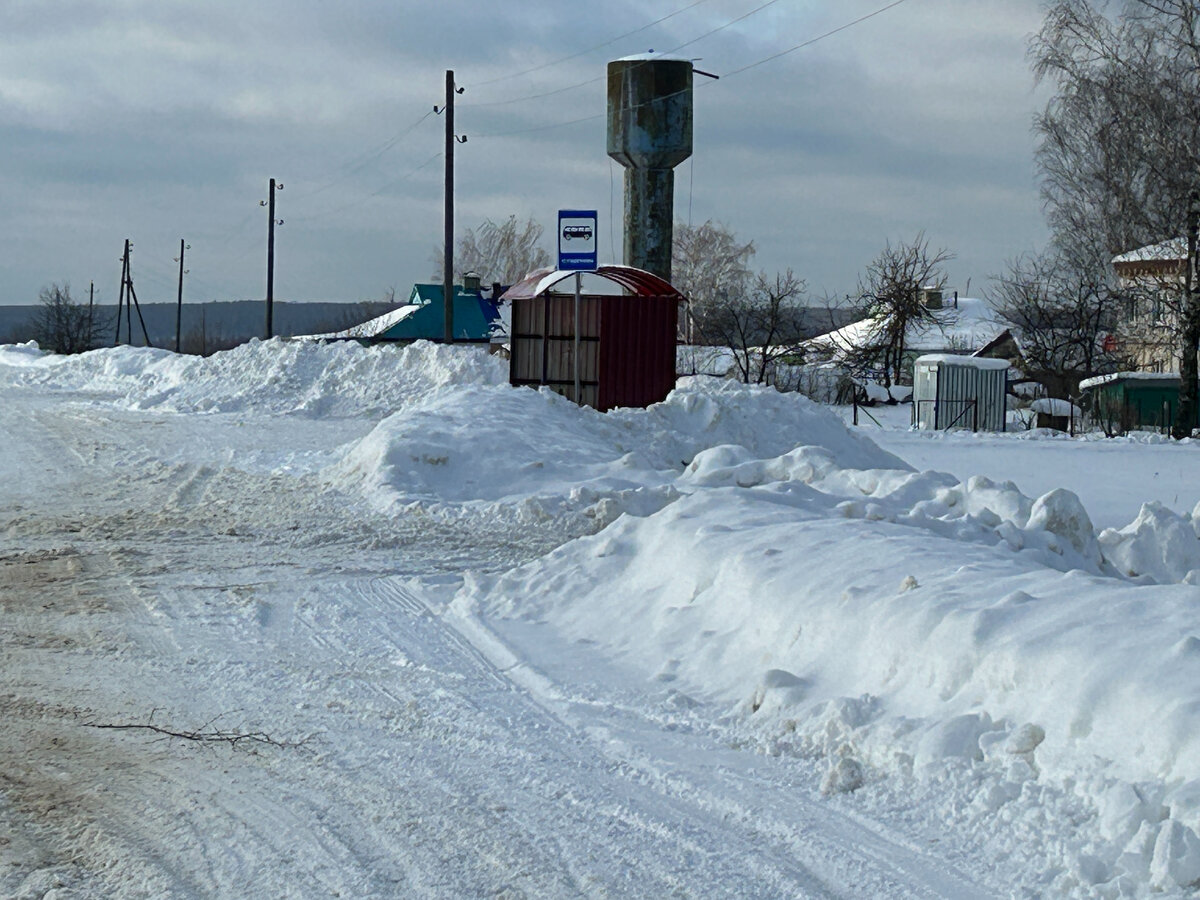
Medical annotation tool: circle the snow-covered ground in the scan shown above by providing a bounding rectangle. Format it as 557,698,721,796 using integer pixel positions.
844,402,1200,530
3,340,1200,898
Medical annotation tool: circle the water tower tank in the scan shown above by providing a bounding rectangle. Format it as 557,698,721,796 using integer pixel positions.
607,56,693,282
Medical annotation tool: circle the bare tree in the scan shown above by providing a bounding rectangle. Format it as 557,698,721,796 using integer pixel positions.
991,252,1128,397
695,269,807,385
846,236,954,387
1031,0,1200,435
29,283,106,354
430,214,551,286
672,220,756,342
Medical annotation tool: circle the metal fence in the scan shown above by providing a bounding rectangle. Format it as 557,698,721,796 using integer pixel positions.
913,398,979,431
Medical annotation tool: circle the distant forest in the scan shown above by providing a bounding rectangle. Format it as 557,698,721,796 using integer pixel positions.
0,300,395,355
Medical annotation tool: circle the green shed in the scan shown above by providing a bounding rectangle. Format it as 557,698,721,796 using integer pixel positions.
301,284,500,343
1079,372,1199,434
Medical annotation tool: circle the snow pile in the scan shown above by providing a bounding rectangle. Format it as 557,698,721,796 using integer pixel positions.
454,437,1200,895
0,341,50,367
681,448,1108,575
329,383,682,526
0,339,507,417
330,378,907,525
1099,501,1200,583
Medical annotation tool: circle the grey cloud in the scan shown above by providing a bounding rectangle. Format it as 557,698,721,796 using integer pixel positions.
0,0,1052,307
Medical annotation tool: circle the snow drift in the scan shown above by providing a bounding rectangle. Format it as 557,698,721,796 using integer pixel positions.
456,445,1200,894
0,338,506,418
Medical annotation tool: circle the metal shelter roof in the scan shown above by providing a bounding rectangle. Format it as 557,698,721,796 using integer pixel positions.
500,265,685,302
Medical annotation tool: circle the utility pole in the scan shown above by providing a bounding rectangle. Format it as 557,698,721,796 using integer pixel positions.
121,241,152,347
115,242,128,345
441,71,465,343
174,239,189,353
125,241,132,345
261,178,283,339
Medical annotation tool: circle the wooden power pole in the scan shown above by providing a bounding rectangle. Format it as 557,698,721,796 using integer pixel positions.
442,71,465,344
121,241,152,347
115,242,128,345
175,239,188,353
262,178,283,339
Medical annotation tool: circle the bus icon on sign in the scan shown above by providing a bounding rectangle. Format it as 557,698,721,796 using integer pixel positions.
558,209,598,271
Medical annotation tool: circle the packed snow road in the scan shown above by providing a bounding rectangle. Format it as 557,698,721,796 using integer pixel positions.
0,384,990,898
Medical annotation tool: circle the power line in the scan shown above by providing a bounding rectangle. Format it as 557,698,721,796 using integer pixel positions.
462,0,782,110
288,108,438,203
473,0,913,139
723,0,912,78
474,111,605,140
286,152,443,224
668,0,783,58
466,0,713,89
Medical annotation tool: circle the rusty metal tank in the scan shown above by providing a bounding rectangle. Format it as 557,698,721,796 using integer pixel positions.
607,56,693,283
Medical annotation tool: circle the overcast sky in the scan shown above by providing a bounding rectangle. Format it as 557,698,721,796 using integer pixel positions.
0,0,1050,307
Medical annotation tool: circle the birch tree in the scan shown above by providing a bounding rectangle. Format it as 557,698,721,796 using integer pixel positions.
672,220,756,343
431,215,551,286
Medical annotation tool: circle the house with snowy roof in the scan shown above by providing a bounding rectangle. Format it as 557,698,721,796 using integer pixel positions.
1111,238,1187,373
299,281,501,344
804,292,1009,386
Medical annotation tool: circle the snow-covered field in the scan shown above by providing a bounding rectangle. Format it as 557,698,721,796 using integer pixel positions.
3,339,1200,898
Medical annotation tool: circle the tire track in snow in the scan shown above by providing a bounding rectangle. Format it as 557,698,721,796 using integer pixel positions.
347,577,847,897
440,584,998,900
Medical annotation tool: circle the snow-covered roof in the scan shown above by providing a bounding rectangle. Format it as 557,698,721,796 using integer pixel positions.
614,53,690,62
914,353,1010,371
1031,397,1082,416
299,304,422,341
1078,371,1182,390
806,297,1006,359
501,265,683,301
1112,238,1187,264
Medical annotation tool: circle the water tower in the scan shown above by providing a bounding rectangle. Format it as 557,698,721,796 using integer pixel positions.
607,56,693,282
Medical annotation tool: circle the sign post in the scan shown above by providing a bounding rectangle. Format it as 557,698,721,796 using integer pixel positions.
558,210,598,404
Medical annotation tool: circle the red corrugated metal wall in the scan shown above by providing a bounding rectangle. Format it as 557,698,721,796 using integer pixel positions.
596,295,678,411
507,268,680,412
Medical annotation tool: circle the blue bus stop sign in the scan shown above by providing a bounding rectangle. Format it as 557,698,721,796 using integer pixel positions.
558,209,598,271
